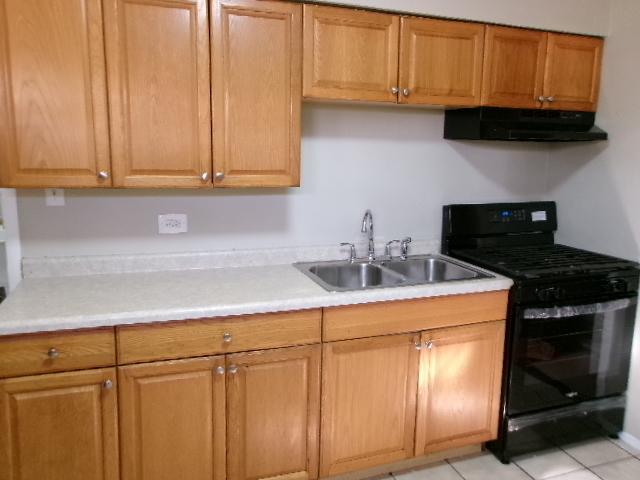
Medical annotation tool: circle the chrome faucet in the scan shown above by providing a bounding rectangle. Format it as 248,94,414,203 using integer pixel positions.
361,210,375,261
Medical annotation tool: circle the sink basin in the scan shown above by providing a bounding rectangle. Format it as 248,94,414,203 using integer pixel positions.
307,262,405,291
381,257,482,282
295,255,491,292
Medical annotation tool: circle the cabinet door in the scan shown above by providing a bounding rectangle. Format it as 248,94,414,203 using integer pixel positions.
118,357,225,480
320,334,420,476
104,0,212,188
212,0,301,187
543,33,603,112
303,5,399,103
0,368,119,480
399,17,484,106
481,26,547,109
415,321,505,455
227,345,321,480
0,0,110,188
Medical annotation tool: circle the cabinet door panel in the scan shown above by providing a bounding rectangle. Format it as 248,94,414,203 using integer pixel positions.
415,321,505,455
320,334,420,476
543,33,603,112
399,17,484,106
105,0,211,188
0,0,110,187
303,5,399,103
482,26,547,109
212,0,301,187
0,368,119,480
227,345,321,480
118,357,225,480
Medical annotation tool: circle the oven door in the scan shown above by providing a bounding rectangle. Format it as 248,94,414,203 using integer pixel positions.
507,297,637,416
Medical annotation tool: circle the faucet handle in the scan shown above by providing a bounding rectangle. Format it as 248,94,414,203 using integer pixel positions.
400,237,412,260
385,240,401,258
340,243,357,263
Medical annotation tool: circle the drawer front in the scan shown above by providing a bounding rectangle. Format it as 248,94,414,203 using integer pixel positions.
323,291,509,341
0,328,116,378
117,309,322,364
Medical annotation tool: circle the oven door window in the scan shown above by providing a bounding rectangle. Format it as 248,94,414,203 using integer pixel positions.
508,298,637,416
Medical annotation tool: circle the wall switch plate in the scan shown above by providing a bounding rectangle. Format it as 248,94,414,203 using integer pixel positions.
45,189,65,206
158,214,188,234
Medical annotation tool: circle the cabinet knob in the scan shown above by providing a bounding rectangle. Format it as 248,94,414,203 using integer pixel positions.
103,379,114,390
216,366,225,375
402,88,411,97
214,172,225,181
47,347,60,359
391,87,399,95
538,96,546,103
425,341,434,350
546,96,556,103
201,172,210,182
414,342,422,350
97,171,110,180
228,365,239,375
222,332,232,343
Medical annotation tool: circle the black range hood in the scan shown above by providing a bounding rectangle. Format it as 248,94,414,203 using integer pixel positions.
444,107,608,142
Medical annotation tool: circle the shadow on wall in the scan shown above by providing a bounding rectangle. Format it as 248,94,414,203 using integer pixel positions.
547,142,640,261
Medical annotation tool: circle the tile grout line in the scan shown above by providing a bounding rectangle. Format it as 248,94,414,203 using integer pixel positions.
512,459,537,479
444,458,467,480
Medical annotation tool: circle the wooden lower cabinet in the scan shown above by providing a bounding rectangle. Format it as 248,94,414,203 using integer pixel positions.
227,345,321,480
118,356,226,480
415,321,506,455
320,334,421,476
0,368,119,480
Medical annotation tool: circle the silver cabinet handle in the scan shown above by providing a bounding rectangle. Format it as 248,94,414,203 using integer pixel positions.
391,87,399,95
546,96,555,102
402,88,411,97
47,347,60,359
414,341,422,350
228,365,238,375
201,172,210,182
216,366,225,375
103,379,114,390
215,172,225,181
97,171,110,180
340,242,356,263
222,332,232,343
425,341,434,350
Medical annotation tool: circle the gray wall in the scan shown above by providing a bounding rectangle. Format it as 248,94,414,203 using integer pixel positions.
17,104,551,257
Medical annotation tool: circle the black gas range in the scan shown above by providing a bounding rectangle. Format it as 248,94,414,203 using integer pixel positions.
442,201,640,462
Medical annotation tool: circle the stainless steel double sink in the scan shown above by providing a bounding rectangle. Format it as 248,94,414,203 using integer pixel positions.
295,255,491,292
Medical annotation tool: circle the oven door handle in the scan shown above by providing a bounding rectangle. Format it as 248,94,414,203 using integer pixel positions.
523,298,636,319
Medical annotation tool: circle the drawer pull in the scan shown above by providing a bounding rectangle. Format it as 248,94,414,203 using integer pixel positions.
228,365,238,375
425,341,434,350
47,348,60,359
414,342,422,350
103,379,114,390
216,366,225,375
222,332,233,343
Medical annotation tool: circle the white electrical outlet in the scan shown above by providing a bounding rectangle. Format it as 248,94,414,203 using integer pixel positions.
45,189,65,206
158,214,188,234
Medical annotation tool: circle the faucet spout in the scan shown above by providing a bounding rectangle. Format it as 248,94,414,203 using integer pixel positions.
361,210,375,261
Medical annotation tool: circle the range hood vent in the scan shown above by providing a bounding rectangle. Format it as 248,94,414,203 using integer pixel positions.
444,107,608,142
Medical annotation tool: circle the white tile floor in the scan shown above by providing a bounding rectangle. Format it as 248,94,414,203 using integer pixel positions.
386,437,640,480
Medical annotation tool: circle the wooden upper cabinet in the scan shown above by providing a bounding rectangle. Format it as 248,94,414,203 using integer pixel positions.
482,26,547,109
227,345,321,480
118,357,226,480
104,0,212,188
0,368,119,480
303,5,400,103
415,321,505,456
543,33,603,112
211,0,301,188
399,17,485,106
320,334,420,477
0,0,111,188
